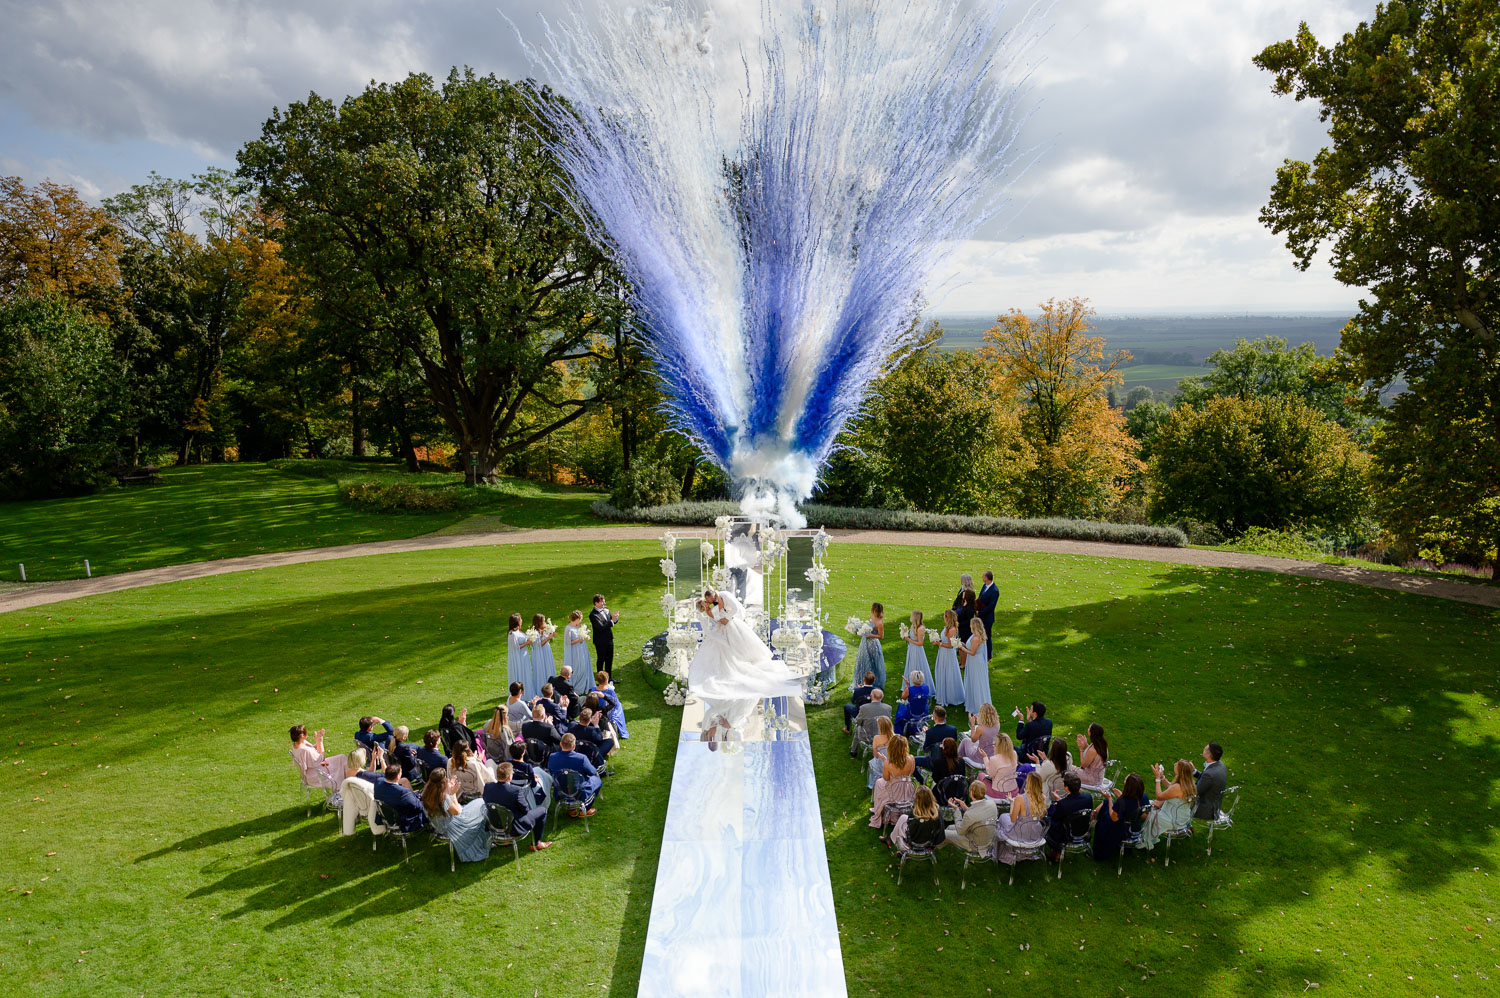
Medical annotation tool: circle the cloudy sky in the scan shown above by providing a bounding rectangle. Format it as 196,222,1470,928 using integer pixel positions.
0,0,1370,313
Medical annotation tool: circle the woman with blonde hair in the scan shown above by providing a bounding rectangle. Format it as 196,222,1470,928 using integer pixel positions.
866,715,896,789
481,707,514,764
961,616,991,717
901,609,928,684
983,731,1021,800
563,610,595,696
931,609,965,706
958,702,1000,769
1141,758,1197,848
869,734,917,831
853,602,887,691
890,784,944,853
529,612,555,698
995,770,1049,865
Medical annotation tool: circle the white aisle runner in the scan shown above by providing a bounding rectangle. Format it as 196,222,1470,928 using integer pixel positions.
638,694,848,998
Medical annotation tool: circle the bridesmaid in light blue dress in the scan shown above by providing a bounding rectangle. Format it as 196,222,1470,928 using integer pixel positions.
505,613,532,695
530,612,555,694
962,617,992,718
902,610,929,684
931,609,965,707
852,602,887,693
563,611,595,696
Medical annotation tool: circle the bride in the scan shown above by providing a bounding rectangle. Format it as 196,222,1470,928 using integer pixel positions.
688,588,804,700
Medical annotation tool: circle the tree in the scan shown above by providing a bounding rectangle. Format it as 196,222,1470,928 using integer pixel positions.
980,298,1140,518
1123,385,1154,411
1125,399,1173,462
1256,2,1499,554
240,69,615,484
0,294,124,497
1148,396,1369,535
1176,336,1357,426
0,177,122,305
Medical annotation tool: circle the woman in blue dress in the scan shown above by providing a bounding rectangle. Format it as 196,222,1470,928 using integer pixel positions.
563,610,595,696
591,671,629,740
931,609,965,707
901,610,929,684
853,602,886,692
529,613,555,695
421,771,493,863
962,617,992,718
505,613,532,694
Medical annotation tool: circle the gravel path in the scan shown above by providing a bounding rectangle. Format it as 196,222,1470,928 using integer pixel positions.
2,525,1495,614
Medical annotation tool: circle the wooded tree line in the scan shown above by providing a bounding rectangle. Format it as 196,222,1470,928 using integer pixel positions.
0,0,1495,565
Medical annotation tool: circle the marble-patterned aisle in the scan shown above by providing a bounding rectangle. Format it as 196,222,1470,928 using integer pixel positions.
638,694,848,998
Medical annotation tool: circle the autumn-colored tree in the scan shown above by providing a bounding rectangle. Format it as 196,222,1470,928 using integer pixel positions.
980,298,1141,518
0,177,122,304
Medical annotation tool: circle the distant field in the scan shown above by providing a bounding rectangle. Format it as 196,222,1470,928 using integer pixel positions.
1118,363,1207,395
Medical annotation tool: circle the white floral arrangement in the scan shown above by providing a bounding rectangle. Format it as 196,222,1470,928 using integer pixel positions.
660,531,677,552
711,566,732,590
699,540,715,560
803,628,824,649
659,591,678,616
539,617,556,640
524,627,540,644
666,628,698,651
898,622,910,640
714,515,733,531
770,626,801,651
659,557,677,578
803,565,830,589
579,624,592,640
844,615,868,637
662,679,687,706
928,629,946,645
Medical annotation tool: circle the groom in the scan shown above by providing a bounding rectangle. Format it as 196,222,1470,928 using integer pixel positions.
977,570,998,657
590,594,619,676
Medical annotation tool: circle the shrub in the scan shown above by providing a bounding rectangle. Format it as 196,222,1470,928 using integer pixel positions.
338,480,461,512
609,457,681,510
591,499,1188,547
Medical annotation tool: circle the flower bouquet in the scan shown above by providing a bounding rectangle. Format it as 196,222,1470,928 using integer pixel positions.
700,540,716,560
660,531,677,552
539,617,556,641
524,627,540,644
659,557,677,578
803,565,830,588
898,622,910,640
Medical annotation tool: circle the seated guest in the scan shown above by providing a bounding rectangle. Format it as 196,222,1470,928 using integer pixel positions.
941,780,999,852
958,703,1000,768
438,704,477,756
870,734,917,830
593,672,629,740
998,770,1047,838
866,715,895,789
481,708,515,764
548,733,601,815
1014,700,1053,758
580,706,619,757
288,724,347,788
1044,773,1093,861
548,665,579,718
568,708,609,767
446,742,494,801
523,703,564,755
917,706,959,766
1193,742,1228,820
982,732,1021,800
533,683,569,726
421,771,493,863
1092,773,1146,861
890,785,945,854
1141,759,1196,848
389,725,420,782
505,683,530,726
356,763,427,832
347,747,369,777
482,762,552,851
894,671,931,737
355,716,394,756
926,737,963,784
1029,737,1071,801
851,689,893,758
414,729,448,778
509,741,553,812
843,671,878,732
1068,723,1108,788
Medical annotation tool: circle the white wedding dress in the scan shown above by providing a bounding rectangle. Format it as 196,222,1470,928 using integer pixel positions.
688,591,804,700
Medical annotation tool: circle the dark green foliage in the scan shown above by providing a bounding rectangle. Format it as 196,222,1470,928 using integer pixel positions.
1176,336,1358,427
609,456,682,510
337,479,462,512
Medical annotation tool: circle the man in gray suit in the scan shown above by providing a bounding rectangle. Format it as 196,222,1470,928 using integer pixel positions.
1193,742,1228,819
849,689,893,757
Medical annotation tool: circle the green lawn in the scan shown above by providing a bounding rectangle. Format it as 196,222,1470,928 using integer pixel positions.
0,542,1495,996
0,461,610,581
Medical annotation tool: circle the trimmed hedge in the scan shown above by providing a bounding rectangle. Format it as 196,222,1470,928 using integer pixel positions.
592,499,1188,548
339,480,463,512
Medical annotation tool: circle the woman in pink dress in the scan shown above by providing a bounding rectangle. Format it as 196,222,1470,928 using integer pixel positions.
957,702,1000,768
982,732,1021,800
1068,723,1108,787
289,724,347,789
869,735,917,830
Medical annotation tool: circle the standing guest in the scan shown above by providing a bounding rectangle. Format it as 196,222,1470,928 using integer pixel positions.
952,585,976,666
958,703,1001,769
890,785,945,854
354,716,394,756
389,725,421,783
1030,737,1071,801
1013,701,1053,758
289,725,347,789
941,780,999,852
894,671,930,737
1092,773,1146,861
589,594,619,677
1069,723,1109,788
591,675,630,740
1141,759,1197,848
901,610,929,684
563,611,595,696
483,762,553,851
982,732,1021,800
438,704,477,757
1193,742,1229,820
548,732,602,815
530,613,556,699
522,703,564,756
506,613,533,694
976,570,999,658
843,671,878,732
961,617,991,718
869,734,917,830
357,763,428,831
854,603,887,692
481,708,515,764
505,683,530,727
414,729,448,778
422,771,493,863
447,742,494,800
1044,773,1094,861
931,610,965,707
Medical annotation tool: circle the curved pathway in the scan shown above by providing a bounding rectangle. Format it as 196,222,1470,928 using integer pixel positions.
1,525,1496,614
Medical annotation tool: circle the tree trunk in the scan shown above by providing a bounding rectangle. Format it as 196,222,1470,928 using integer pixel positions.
681,461,696,499
393,410,420,473
178,433,194,466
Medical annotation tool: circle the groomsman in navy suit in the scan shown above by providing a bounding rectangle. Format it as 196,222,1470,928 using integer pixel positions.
976,570,999,657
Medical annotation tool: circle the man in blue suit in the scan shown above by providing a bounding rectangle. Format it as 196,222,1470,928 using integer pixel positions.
356,763,427,833
548,733,601,816
355,716,394,756
483,762,552,850
976,571,998,657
